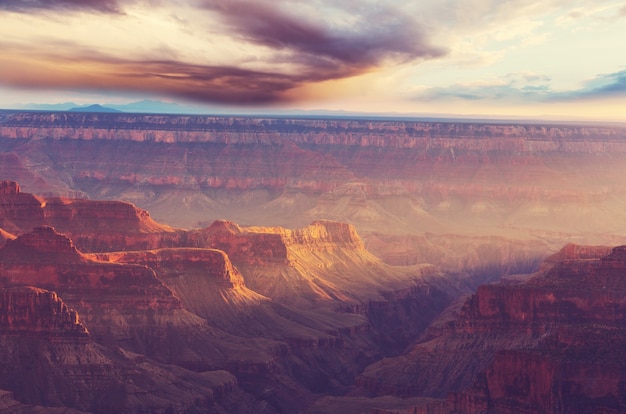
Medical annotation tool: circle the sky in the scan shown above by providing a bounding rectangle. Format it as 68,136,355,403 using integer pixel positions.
0,0,625,121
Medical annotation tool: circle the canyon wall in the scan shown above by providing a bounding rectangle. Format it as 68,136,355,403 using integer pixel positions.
2,111,626,245
344,243,626,413
0,183,465,412
1,111,625,149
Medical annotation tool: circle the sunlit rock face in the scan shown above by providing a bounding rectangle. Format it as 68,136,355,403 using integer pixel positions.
350,243,626,413
184,219,427,308
0,184,466,413
0,225,281,373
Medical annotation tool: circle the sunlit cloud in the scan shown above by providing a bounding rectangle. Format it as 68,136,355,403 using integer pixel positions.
0,0,445,105
0,0,624,120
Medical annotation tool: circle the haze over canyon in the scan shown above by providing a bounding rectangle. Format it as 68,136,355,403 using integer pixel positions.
0,110,625,413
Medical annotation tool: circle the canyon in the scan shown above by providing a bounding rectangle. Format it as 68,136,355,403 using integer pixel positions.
2,111,626,242
0,182,460,412
1,111,626,412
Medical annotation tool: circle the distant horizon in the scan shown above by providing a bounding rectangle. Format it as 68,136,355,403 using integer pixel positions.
1,1,625,122
2,101,626,127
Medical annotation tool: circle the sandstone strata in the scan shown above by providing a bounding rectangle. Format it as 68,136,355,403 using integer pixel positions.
351,243,626,413
3,112,626,242
0,186,463,412
0,226,279,371
0,286,260,413
0,286,87,338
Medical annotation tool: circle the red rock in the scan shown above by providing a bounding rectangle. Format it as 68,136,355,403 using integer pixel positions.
0,182,178,251
355,243,626,413
0,227,15,246
186,220,435,310
4,113,626,240
0,180,19,195
0,288,261,413
0,286,88,338
0,226,85,263
0,180,45,233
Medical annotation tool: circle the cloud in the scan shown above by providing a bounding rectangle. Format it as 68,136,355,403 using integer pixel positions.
416,70,626,104
0,0,447,105
416,72,554,102
0,43,341,104
551,70,626,100
0,0,122,13
199,0,446,78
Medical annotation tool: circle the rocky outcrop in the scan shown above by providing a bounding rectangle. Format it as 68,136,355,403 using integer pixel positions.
0,225,85,264
0,226,281,371
0,286,266,414
0,180,178,251
186,219,437,310
0,180,19,195
354,243,626,413
186,219,362,265
0,226,177,305
0,286,88,338
453,324,626,413
0,180,46,233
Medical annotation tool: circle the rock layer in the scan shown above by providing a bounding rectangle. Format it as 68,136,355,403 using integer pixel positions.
0,286,87,338
352,243,626,413
3,112,626,242
0,286,261,414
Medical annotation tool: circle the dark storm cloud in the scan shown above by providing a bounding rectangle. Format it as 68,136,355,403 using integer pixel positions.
0,0,122,13
0,46,304,103
126,60,303,103
200,0,446,78
0,0,447,105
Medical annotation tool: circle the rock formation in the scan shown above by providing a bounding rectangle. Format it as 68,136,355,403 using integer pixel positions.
346,243,626,413
0,286,87,338
0,184,469,412
3,111,626,245
0,286,262,413
0,226,280,373
3,172,624,412
184,219,436,308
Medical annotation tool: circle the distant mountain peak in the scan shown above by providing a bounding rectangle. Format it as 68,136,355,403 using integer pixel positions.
68,104,122,113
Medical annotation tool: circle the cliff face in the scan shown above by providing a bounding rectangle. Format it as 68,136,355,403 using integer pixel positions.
0,180,177,251
0,226,177,305
1,111,625,148
0,226,282,372
186,219,435,309
3,112,626,242
352,243,626,413
0,287,262,413
0,185,464,412
0,286,88,338
186,219,363,265
0,181,45,233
